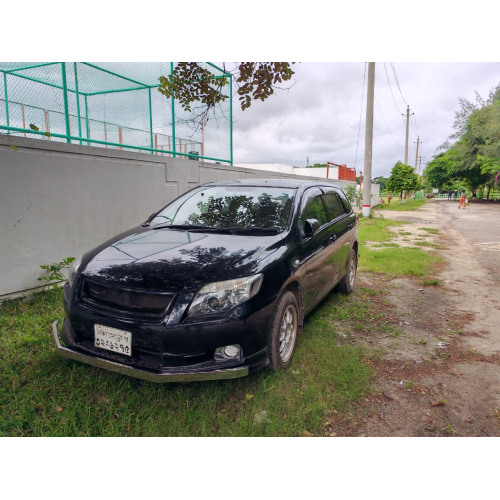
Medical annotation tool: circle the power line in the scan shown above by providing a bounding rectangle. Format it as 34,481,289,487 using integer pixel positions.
384,63,404,115
390,63,409,107
411,113,419,138
375,95,403,148
389,62,420,142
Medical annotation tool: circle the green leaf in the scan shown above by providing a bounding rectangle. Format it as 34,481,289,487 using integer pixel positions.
10,145,18,151
29,124,39,131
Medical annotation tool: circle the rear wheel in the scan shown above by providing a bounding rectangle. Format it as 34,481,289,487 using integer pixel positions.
338,248,357,294
267,291,300,371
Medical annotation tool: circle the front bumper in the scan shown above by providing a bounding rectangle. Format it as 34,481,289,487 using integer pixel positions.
52,321,249,383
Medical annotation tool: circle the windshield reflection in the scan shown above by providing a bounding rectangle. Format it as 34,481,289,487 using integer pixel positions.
150,186,295,231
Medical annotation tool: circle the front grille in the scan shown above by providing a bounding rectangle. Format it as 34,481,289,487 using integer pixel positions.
83,280,174,314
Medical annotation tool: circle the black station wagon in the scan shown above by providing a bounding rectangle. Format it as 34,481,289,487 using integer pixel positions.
53,179,359,382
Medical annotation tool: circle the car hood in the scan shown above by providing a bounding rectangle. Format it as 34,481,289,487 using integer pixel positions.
81,227,283,292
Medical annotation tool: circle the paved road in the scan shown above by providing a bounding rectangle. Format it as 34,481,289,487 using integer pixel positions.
378,197,500,354
433,198,500,283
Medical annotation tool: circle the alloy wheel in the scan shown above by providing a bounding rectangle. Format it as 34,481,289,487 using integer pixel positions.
279,304,298,363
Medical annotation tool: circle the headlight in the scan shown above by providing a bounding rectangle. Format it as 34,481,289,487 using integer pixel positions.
67,257,82,287
188,274,263,317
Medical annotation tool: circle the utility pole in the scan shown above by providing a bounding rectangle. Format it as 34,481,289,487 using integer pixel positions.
362,62,375,218
359,171,363,210
414,136,419,171
404,105,410,164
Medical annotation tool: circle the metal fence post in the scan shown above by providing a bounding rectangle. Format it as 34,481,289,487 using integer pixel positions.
74,63,82,144
229,71,233,166
61,62,71,143
148,88,153,154
85,95,90,146
170,62,176,158
3,72,9,133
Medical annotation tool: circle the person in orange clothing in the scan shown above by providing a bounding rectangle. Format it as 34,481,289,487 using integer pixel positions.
458,190,466,209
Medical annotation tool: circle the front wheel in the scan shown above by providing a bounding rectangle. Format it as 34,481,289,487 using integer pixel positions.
338,248,357,294
267,291,300,371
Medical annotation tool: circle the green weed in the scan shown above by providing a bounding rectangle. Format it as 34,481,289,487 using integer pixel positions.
359,217,406,244
423,279,440,286
419,227,439,234
38,257,75,289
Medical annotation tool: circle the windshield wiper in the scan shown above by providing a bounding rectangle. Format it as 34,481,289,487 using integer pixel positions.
150,224,207,230
218,227,280,234
150,224,280,234
151,224,236,232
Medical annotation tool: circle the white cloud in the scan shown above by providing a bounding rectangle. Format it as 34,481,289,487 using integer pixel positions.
232,62,500,177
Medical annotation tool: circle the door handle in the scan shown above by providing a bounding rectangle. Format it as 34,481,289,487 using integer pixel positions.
347,223,353,229
329,234,337,242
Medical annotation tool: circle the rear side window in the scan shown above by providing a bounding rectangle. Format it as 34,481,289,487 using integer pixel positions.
338,190,353,213
322,193,345,220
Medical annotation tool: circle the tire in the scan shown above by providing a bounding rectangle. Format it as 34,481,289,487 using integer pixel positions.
338,248,357,294
267,291,300,371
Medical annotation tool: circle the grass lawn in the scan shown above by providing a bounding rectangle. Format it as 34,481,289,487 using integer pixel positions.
1,288,373,437
375,198,427,211
1,211,442,437
358,215,441,277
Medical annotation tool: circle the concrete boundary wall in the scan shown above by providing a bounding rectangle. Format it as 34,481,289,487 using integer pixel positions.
0,135,352,297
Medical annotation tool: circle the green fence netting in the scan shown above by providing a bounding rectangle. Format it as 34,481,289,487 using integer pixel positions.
0,62,233,164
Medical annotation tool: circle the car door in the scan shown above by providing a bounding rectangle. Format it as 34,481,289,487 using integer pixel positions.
296,187,337,313
320,187,356,282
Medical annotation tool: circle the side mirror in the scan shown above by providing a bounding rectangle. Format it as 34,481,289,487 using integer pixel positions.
304,218,320,237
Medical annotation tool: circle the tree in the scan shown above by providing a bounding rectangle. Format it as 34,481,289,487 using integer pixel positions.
386,162,420,197
436,82,500,151
429,82,500,198
463,99,500,169
158,62,295,115
373,176,388,191
450,97,500,194
424,150,461,192
451,83,500,140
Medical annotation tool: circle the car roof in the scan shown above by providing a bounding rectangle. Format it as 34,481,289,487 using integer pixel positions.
203,178,343,190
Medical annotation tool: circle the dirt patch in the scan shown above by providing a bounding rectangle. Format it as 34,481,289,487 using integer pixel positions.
331,201,500,437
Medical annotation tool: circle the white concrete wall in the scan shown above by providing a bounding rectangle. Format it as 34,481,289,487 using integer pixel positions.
236,163,340,180
0,135,354,297
357,183,381,206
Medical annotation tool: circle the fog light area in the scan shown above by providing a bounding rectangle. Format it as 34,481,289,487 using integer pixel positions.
214,344,241,362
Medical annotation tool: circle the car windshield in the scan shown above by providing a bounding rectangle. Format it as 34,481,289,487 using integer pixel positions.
150,185,296,232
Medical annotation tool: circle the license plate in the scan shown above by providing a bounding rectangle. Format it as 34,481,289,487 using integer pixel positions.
94,324,132,356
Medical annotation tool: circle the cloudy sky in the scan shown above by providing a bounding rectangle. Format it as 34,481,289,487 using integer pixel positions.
231,62,500,178
9,2,499,182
